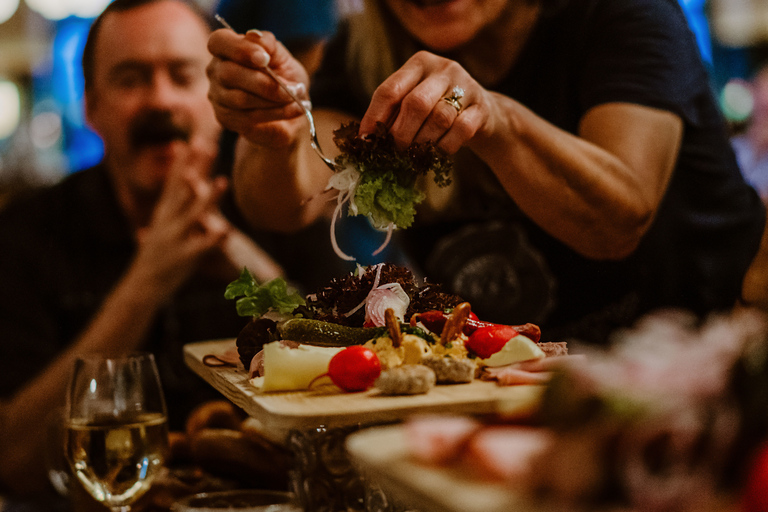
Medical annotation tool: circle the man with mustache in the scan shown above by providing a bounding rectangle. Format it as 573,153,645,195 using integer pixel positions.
0,0,316,505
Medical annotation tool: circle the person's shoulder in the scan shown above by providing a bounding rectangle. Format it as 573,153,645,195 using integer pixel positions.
0,183,52,224
586,0,684,14
569,0,700,66
0,166,106,231
557,0,686,24
544,0,688,41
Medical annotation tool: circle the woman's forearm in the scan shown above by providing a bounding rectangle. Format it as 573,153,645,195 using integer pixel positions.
469,94,682,260
231,110,351,232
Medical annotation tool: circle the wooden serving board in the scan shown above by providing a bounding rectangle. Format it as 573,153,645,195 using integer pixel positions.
184,339,544,440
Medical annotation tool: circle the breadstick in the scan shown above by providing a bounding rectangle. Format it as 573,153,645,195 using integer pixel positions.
385,308,403,347
441,302,471,345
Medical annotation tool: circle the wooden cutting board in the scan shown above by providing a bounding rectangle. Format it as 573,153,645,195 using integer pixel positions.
184,339,544,440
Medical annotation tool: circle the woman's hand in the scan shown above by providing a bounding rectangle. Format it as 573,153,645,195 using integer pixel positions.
359,51,494,155
207,28,310,147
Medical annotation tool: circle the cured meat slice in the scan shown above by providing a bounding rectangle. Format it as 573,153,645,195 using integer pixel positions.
404,415,482,465
481,355,584,385
486,367,553,385
511,354,583,373
463,426,553,481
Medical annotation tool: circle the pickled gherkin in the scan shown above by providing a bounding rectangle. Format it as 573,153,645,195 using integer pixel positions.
278,318,386,346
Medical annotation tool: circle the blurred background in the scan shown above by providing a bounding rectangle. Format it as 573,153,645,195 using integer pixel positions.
0,0,766,206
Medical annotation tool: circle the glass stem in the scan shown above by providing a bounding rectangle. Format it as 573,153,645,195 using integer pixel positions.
111,506,131,512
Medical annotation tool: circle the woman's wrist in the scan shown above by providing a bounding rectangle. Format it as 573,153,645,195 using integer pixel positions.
467,91,521,163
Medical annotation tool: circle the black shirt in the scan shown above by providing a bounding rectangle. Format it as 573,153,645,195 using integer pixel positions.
0,168,235,428
0,165,350,428
310,0,766,343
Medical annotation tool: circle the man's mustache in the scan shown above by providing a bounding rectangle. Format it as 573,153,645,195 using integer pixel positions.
404,0,454,6
128,110,191,149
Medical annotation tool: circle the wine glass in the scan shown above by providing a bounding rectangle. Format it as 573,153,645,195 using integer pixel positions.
172,489,303,511
65,353,169,512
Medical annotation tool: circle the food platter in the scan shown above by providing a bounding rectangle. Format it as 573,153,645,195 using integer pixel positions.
184,339,544,441
345,424,540,512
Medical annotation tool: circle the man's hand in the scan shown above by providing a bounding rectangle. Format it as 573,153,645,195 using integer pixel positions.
131,140,230,304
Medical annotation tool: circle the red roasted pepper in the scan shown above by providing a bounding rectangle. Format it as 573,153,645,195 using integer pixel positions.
410,310,541,343
466,325,519,358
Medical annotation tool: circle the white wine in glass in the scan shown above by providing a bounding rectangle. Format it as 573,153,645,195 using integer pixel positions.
65,353,169,512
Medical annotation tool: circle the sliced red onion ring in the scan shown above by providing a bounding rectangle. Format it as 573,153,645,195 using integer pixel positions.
372,222,395,256
364,283,411,326
343,263,385,318
330,190,355,261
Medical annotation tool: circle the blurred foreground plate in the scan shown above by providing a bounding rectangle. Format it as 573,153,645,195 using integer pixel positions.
346,424,540,512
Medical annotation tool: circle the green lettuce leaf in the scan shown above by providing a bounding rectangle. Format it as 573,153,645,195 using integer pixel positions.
332,121,451,229
224,268,306,318
354,172,425,228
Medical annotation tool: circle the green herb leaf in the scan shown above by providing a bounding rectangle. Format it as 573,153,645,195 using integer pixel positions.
224,267,259,300
225,268,306,318
235,292,273,318
261,278,306,314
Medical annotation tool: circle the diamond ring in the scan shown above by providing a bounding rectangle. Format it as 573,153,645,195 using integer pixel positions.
442,85,465,114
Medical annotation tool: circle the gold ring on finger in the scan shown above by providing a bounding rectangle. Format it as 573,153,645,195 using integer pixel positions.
442,96,463,114
442,85,465,115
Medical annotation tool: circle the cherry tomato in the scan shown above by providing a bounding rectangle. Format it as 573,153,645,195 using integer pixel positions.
328,346,382,392
466,325,519,359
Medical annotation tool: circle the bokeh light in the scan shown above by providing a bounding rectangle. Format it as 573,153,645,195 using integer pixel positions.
30,110,62,149
0,0,20,24
0,80,21,140
68,0,111,19
721,78,754,123
24,0,110,21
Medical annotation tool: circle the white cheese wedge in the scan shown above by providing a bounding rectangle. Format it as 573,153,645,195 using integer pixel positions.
250,342,344,392
480,335,545,367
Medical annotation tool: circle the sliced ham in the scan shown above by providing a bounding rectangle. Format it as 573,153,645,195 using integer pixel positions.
404,414,482,465
486,367,553,385
463,426,553,481
249,351,264,379
202,347,241,367
513,354,585,372
481,354,585,386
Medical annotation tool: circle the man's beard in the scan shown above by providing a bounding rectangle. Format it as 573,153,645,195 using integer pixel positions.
128,109,192,151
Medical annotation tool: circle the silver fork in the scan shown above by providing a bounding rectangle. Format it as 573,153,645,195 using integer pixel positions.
215,15,337,171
